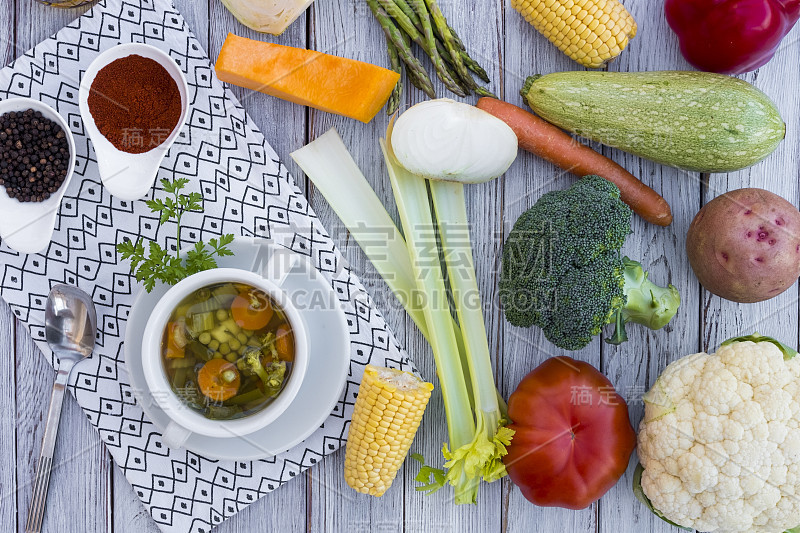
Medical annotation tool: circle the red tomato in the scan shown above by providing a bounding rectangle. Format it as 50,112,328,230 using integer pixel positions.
231,290,274,330
504,357,636,510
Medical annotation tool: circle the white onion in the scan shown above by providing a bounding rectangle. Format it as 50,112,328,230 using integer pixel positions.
219,0,313,35
390,99,518,184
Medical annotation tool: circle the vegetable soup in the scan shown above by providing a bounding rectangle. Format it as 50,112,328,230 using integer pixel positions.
161,281,295,420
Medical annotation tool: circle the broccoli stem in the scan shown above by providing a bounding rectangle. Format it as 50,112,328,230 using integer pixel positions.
606,258,681,346
606,309,628,346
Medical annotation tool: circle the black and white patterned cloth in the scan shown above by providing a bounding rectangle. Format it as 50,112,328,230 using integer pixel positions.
0,1,415,531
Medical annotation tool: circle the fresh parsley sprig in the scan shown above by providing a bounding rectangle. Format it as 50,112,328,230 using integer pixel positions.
117,178,235,292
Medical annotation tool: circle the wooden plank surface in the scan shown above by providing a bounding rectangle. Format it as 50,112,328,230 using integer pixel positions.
1,0,799,532
498,1,599,532
0,5,17,530
306,2,408,532
598,6,697,533
9,5,112,533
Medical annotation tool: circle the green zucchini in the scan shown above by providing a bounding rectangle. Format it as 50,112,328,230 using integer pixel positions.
521,71,786,173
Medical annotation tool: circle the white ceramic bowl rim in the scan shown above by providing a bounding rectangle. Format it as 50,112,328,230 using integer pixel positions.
141,268,310,439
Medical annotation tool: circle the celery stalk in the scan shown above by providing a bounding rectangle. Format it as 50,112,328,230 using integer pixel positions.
429,180,514,501
293,128,512,502
380,138,476,495
291,129,428,337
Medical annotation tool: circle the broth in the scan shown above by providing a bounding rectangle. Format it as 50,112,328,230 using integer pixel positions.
161,281,295,421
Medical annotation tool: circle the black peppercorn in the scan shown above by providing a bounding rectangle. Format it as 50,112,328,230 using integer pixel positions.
0,109,70,203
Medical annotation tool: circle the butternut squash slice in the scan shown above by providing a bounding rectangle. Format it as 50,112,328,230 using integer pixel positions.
215,34,400,124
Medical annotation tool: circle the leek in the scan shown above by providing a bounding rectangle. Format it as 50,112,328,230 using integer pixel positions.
291,128,475,409
291,129,428,337
384,125,512,503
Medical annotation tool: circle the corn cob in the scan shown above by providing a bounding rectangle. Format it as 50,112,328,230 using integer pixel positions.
344,365,433,497
511,0,637,69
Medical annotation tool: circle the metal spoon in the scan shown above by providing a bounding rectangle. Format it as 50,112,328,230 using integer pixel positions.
25,285,97,533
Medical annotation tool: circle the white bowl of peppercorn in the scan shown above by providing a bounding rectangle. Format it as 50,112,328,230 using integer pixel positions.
78,43,189,202
0,97,76,255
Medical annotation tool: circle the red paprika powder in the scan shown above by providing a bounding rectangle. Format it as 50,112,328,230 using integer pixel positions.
87,54,182,154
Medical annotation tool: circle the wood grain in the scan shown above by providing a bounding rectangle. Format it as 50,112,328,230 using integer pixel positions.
306,0,407,531
0,8,16,532
11,4,110,533
700,47,800,351
400,0,506,529
598,5,698,532
2,0,800,532
0,299,16,528
499,1,601,531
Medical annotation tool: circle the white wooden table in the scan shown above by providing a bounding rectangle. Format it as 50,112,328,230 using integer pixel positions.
1,1,798,531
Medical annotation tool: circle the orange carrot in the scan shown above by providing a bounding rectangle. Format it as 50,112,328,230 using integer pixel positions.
197,359,241,402
165,322,185,359
231,290,273,331
477,97,672,227
274,324,294,362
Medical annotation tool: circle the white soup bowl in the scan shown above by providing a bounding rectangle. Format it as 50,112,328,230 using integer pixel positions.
141,267,309,449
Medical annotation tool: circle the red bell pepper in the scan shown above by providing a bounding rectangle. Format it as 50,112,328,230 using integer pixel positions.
665,0,800,74
503,357,636,510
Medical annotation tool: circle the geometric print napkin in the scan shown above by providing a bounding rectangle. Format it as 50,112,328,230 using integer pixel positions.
0,1,414,531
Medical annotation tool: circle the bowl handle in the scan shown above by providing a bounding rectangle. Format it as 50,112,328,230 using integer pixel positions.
161,421,192,449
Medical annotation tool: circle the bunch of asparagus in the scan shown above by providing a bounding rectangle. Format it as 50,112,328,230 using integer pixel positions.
366,0,495,113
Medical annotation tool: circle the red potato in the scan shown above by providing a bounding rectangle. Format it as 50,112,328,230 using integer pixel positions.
686,188,800,303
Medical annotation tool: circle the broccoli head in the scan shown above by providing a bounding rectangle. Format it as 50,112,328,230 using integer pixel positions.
242,349,287,397
499,176,681,350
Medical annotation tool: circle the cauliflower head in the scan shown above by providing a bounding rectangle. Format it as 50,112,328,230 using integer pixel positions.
637,335,800,533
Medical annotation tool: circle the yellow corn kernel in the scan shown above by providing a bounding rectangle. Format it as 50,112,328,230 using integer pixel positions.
344,365,433,497
511,0,637,68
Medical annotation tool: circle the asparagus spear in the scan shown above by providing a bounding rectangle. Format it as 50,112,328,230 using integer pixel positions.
405,0,466,97
386,40,403,115
438,57,495,98
398,30,434,98
378,0,425,48
435,39,490,84
424,0,477,93
393,0,490,82
366,0,436,99
398,5,487,84
446,23,466,51
456,49,490,84
440,63,471,97
474,86,497,98
379,0,475,97
396,25,436,97
366,0,491,97
392,0,420,26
